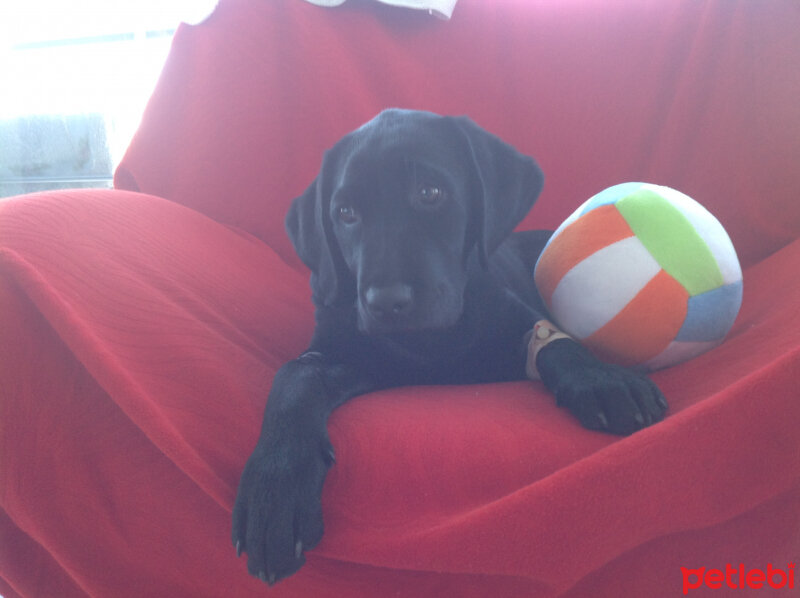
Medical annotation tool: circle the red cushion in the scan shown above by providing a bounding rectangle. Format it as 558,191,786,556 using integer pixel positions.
2,187,799,597
3,1,799,596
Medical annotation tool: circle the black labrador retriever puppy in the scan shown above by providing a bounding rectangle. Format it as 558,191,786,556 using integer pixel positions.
232,109,667,584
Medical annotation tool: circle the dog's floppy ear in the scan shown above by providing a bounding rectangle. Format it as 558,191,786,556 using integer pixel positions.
285,149,353,307
451,116,544,264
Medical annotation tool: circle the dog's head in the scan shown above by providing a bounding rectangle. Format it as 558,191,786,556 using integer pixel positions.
286,109,544,335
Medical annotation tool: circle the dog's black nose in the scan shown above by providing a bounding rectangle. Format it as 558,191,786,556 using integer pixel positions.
364,284,414,321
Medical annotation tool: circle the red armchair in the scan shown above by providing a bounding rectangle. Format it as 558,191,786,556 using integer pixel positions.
2,1,798,596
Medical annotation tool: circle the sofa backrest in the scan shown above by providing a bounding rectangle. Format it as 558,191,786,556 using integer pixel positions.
116,0,800,271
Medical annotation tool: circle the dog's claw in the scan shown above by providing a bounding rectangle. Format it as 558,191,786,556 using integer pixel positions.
295,539,304,559
324,446,336,466
596,412,609,429
268,573,277,586
259,571,267,583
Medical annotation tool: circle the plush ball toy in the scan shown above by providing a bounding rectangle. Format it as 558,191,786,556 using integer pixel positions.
533,182,743,371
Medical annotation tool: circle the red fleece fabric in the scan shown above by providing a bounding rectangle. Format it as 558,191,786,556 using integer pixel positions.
2,1,799,597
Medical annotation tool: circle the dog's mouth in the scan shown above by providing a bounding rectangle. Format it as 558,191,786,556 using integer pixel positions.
356,307,462,336
362,311,478,365
353,290,478,369
356,292,464,337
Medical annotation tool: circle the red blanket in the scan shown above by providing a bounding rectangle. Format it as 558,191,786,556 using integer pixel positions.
2,1,799,596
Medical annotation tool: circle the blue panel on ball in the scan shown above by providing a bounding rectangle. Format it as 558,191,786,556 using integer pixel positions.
579,182,644,217
676,280,743,342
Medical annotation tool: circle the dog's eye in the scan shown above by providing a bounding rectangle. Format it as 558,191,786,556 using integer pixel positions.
416,185,446,206
337,206,360,225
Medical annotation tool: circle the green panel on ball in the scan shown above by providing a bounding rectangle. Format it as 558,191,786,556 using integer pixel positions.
616,189,724,295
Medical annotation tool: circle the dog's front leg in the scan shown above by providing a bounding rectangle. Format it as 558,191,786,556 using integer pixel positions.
231,351,377,585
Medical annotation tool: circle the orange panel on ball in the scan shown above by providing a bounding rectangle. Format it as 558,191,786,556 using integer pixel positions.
583,270,688,366
535,204,634,307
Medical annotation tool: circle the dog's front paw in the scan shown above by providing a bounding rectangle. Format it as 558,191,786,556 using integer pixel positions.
553,361,668,435
537,339,668,435
231,432,334,585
